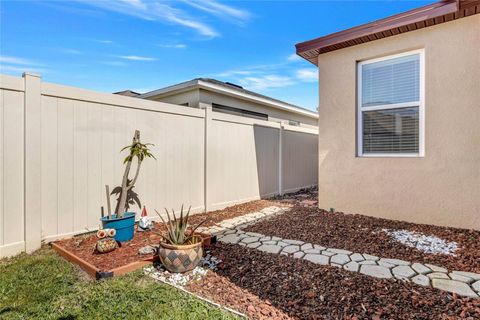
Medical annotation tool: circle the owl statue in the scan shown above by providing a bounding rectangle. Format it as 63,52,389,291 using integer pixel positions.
96,228,118,253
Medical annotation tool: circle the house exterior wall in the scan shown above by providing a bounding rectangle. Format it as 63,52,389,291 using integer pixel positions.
198,90,318,128
317,14,480,230
149,89,200,108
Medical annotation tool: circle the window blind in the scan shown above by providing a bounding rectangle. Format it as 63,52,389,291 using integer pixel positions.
362,107,419,153
362,54,420,107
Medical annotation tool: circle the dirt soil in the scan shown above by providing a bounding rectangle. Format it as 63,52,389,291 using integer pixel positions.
54,200,278,271
187,243,480,320
245,205,480,273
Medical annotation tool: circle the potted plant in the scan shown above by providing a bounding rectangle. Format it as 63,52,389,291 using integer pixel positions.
101,130,155,242
156,206,207,273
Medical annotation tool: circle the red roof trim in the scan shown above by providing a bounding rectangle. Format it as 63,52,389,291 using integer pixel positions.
296,0,480,64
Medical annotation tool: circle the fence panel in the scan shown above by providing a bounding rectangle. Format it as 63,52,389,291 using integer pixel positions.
0,74,318,257
0,83,25,257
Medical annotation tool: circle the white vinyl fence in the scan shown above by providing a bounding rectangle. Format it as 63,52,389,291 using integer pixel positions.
0,73,318,257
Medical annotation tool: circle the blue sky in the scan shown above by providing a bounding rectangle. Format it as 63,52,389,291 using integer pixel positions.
0,0,433,110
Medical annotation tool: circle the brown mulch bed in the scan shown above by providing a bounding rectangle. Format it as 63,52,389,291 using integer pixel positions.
187,243,480,320
245,205,480,273
55,200,278,271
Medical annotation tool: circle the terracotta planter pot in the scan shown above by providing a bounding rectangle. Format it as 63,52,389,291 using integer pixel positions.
158,237,203,273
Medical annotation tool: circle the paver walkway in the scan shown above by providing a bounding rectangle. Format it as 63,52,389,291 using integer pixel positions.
198,206,480,298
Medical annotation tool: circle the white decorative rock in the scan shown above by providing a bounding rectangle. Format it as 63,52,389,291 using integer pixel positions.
360,265,392,279
425,264,448,273
257,244,282,254
330,254,350,265
432,279,479,298
350,253,365,262
412,274,430,286
303,254,330,265
412,263,431,275
451,271,480,281
344,261,360,272
392,265,416,278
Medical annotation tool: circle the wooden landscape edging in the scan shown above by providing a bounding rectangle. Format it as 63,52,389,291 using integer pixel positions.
51,233,216,280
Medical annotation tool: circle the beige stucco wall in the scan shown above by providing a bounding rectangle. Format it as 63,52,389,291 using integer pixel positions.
317,14,480,230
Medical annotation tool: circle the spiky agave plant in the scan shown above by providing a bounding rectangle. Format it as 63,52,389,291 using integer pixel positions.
155,205,207,245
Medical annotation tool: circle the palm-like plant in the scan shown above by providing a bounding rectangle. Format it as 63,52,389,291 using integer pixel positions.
155,206,207,245
114,130,155,218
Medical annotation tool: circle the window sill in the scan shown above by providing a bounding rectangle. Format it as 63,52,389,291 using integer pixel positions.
358,153,424,158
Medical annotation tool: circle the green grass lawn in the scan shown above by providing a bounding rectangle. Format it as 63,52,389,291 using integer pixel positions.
0,247,237,320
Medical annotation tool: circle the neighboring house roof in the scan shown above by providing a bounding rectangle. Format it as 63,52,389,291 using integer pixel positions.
139,78,318,119
114,90,140,97
296,0,480,64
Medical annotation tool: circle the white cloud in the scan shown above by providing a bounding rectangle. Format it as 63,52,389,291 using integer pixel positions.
118,55,157,61
77,0,220,38
62,48,82,55
239,75,294,91
181,0,250,23
158,43,187,49
0,65,45,74
95,39,114,44
0,56,35,65
296,68,317,82
287,53,301,62
102,61,129,67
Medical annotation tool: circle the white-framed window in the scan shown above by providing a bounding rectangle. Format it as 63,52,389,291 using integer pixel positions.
357,49,424,157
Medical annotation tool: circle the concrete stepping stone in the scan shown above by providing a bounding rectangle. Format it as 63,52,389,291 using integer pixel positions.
327,248,352,255
344,261,360,272
392,265,416,279
379,258,410,266
257,244,282,254
284,239,304,245
304,254,329,265
330,254,350,265
360,265,392,279
241,237,259,244
301,243,313,250
449,273,474,284
321,250,335,257
350,253,365,262
412,274,430,286
246,242,261,249
293,252,305,259
427,272,450,280
304,248,322,254
363,254,379,261
432,279,479,298
219,234,241,244
282,245,300,254
472,280,480,292
451,271,480,281
412,263,431,275
425,264,448,273
359,260,377,265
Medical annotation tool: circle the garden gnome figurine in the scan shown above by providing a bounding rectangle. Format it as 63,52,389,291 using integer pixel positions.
138,206,152,231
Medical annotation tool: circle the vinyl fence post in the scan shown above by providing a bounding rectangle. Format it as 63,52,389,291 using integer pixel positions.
278,124,284,196
202,103,213,212
23,72,42,253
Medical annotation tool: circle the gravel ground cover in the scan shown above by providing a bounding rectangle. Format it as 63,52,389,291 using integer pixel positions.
187,243,480,320
245,205,480,273
56,200,278,271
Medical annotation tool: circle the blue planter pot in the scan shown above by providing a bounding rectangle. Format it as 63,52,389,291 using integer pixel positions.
101,212,136,242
